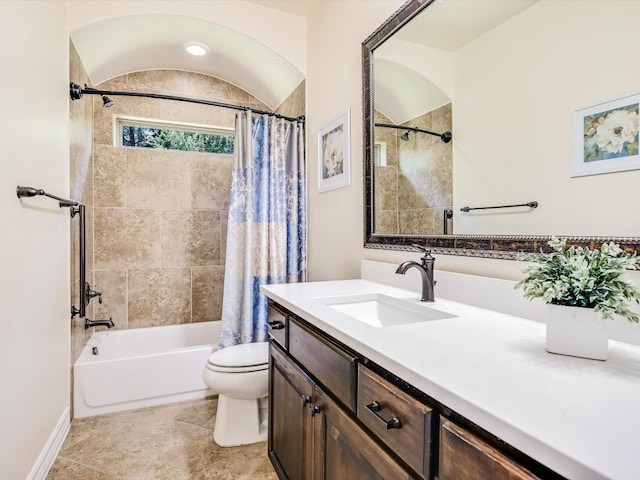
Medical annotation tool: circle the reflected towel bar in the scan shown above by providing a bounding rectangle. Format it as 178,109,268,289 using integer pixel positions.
460,201,538,213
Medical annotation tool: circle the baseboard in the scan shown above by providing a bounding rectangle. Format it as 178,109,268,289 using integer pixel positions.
26,407,70,480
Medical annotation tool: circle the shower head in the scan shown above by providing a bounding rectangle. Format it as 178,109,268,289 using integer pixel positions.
101,95,115,108
70,83,115,108
401,131,410,141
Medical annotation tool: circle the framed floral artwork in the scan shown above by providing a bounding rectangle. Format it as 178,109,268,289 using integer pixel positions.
318,108,351,192
571,92,640,177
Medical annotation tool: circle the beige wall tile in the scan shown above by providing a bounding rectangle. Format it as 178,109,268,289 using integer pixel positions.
128,268,191,327
192,266,224,323
126,149,191,210
70,40,95,365
94,145,126,207
161,210,220,267
374,166,398,211
191,154,233,210
94,208,161,269
374,211,399,234
83,69,304,332
94,269,128,329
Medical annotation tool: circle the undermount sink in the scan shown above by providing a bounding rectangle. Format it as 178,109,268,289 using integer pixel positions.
319,293,457,327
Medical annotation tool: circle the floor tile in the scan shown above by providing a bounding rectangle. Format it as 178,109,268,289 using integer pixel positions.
46,397,277,480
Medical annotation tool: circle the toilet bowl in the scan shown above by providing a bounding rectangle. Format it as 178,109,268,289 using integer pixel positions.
203,341,269,447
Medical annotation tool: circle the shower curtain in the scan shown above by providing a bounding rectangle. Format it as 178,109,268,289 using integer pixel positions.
219,111,306,347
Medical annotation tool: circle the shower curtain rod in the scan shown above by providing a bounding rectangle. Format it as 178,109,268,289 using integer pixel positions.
69,82,305,124
375,122,452,143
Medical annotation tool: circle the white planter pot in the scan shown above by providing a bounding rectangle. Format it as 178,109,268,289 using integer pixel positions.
546,304,608,360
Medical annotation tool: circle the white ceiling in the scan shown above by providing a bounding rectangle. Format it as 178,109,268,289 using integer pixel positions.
68,1,313,110
375,0,539,124
67,0,538,117
245,0,321,17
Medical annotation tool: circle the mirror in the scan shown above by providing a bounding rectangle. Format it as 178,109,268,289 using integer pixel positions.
363,0,640,257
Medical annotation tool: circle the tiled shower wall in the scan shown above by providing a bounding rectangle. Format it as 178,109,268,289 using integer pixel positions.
69,48,305,361
69,40,95,362
374,103,452,235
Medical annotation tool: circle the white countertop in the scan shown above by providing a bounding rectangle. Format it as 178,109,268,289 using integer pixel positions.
262,279,640,480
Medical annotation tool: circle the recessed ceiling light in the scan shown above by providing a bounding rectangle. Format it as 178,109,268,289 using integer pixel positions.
183,42,209,56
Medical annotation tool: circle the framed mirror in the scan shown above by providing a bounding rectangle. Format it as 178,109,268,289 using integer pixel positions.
363,0,640,258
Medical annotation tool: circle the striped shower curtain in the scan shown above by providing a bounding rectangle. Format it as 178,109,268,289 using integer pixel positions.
219,111,306,347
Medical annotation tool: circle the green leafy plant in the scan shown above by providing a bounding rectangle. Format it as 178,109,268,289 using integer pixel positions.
515,237,640,322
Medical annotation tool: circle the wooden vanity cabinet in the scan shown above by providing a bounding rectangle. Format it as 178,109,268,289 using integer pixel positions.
312,385,416,480
438,418,541,480
269,342,415,480
268,342,314,480
267,300,562,480
357,364,433,478
267,304,288,349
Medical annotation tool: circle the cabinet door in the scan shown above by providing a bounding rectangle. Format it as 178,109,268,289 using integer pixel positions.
312,386,415,480
269,343,314,480
439,418,541,480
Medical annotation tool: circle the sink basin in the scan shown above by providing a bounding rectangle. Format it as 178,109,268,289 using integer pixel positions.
319,293,456,327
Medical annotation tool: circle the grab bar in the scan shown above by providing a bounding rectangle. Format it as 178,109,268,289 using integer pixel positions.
16,185,78,208
17,185,106,322
460,201,538,213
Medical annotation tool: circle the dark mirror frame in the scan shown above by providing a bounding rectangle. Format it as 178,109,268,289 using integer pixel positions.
362,0,640,258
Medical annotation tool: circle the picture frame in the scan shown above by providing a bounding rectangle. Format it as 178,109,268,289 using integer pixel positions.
318,108,351,192
571,91,640,177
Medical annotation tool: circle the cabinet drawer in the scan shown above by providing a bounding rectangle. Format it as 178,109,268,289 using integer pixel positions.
439,418,541,480
289,318,357,412
357,365,432,478
267,304,287,349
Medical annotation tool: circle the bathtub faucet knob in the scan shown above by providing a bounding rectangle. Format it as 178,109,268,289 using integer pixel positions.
86,284,103,304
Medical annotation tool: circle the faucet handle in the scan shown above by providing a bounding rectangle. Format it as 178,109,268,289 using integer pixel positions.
411,243,428,252
412,243,434,266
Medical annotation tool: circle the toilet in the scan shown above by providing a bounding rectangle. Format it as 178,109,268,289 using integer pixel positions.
202,341,270,447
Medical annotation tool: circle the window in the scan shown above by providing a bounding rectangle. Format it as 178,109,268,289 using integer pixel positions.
116,117,234,154
374,142,387,167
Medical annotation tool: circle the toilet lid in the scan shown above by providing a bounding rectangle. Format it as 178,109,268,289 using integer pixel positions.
207,342,269,370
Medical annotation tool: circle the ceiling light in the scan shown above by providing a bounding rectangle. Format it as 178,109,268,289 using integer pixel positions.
183,42,209,56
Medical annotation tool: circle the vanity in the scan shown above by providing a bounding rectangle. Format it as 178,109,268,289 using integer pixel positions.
263,278,640,480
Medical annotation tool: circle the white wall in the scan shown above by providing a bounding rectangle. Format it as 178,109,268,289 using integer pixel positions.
0,3,71,479
307,0,404,281
453,1,640,236
305,0,537,282
307,0,640,286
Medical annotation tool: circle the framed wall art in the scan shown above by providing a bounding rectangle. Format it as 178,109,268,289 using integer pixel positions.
572,92,640,177
318,108,351,192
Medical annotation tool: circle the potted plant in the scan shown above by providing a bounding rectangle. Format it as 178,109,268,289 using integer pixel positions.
515,236,640,360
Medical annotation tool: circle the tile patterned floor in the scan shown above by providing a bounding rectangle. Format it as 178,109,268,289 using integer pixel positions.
46,397,278,480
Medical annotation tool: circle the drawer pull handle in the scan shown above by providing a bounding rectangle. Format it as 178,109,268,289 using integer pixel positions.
268,320,285,330
366,401,402,430
311,405,322,416
302,395,312,405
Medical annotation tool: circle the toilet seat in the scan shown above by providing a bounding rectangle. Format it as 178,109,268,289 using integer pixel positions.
206,342,269,373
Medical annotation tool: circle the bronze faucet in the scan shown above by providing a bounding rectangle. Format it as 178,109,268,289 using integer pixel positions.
395,244,435,302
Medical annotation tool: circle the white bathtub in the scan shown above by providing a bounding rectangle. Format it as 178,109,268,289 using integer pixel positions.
73,321,220,418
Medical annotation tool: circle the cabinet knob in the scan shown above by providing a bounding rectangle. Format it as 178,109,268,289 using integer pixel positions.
302,395,312,405
311,405,322,416
365,401,402,429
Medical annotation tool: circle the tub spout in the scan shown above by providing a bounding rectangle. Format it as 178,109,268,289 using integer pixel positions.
84,318,114,330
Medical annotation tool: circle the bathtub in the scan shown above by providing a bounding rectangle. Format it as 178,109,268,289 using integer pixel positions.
73,321,220,418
